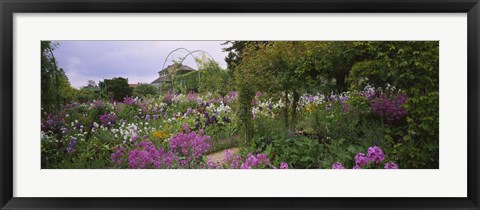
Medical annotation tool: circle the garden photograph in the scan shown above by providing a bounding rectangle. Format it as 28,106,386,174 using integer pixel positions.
41,40,439,169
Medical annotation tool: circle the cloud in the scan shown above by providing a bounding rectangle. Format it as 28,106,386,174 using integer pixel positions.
53,41,230,88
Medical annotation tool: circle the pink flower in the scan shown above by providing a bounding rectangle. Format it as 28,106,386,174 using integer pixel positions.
384,162,398,169
332,162,345,169
367,146,385,163
280,162,289,169
355,153,368,167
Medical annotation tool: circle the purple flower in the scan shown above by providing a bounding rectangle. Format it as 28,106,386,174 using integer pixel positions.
99,113,116,126
369,92,408,123
224,91,238,105
255,91,262,98
164,91,174,104
353,165,361,169
342,103,349,113
355,153,368,167
128,140,162,169
66,137,77,154
123,96,136,105
221,152,272,169
206,159,220,169
185,108,192,116
367,146,385,163
280,162,289,169
111,146,125,166
145,114,151,121
187,91,198,101
168,129,211,167
222,116,231,123
384,162,398,169
332,162,345,169
41,114,65,134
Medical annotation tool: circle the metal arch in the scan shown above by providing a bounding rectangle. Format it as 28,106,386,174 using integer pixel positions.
161,48,197,71
178,50,216,67
161,48,218,93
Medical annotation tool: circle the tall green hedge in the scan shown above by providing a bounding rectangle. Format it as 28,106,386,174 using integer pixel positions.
173,69,232,95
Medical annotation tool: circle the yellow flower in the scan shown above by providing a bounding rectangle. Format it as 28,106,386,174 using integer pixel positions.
153,131,169,139
305,104,317,113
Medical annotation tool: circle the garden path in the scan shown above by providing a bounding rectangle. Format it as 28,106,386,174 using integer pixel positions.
206,147,240,163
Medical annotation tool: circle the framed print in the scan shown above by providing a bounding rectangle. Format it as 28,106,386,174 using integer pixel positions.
1,0,479,209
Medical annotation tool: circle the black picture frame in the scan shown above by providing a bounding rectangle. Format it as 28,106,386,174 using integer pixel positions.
1,0,479,209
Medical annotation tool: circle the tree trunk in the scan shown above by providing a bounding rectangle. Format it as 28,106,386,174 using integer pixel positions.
284,91,290,129
239,90,254,146
335,70,347,91
290,91,300,131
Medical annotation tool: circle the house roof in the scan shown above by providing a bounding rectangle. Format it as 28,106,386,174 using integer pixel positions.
151,77,171,84
158,64,196,73
152,64,196,84
81,85,100,91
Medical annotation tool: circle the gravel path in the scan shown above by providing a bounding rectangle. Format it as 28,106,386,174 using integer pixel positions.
206,147,240,164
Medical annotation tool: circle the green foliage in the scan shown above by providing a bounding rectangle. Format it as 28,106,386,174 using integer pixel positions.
76,89,99,103
173,58,232,95
99,77,133,101
41,41,79,113
41,41,439,169
394,92,439,168
346,41,439,168
305,41,361,91
347,41,439,94
272,136,323,169
133,83,158,98
117,104,138,122
173,71,199,92
234,42,318,143
222,41,269,72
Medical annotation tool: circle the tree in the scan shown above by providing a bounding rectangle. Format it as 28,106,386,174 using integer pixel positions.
172,56,232,95
222,41,269,83
87,80,97,87
223,41,248,71
99,77,133,101
304,41,364,91
346,41,439,168
133,83,158,98
234,42,314,144
41,41,77,114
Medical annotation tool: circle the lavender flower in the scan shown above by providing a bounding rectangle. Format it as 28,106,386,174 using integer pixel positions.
128,140,162,169
66,137,77,154
123,96,136,105
384,162,398,169
332,162,345,169
355,153,368,167
185,108,192,116
99,113,116,126
369,92,407,123
367,146,385,163
111,146,125,166
168,127,211,167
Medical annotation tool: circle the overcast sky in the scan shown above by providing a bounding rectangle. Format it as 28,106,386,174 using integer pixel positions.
53,41,230,89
